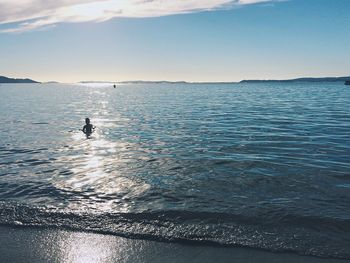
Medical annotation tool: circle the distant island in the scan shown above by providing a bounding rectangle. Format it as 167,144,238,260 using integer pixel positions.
1,75,350,84
82,76,350,84
240,76,350,83
43,81,60,84
0,76,39,83
80,80,188,84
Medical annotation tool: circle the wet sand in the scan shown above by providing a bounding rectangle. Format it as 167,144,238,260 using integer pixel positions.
0,226,349,263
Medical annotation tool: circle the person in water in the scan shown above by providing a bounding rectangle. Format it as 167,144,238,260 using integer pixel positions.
82,118,94,136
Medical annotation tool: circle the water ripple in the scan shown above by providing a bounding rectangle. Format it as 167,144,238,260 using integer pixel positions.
0,83,350,258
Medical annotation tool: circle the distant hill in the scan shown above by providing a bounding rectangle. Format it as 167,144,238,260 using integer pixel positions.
80,76,350,85
120,80,189,84
240,76,350,83
0,76,39,83
4,75,347,85
80,80,189,84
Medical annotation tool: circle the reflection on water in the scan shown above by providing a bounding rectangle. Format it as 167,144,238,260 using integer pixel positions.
54,116,151,212
0,83,350,258
59,231,117,263
0,82,349,217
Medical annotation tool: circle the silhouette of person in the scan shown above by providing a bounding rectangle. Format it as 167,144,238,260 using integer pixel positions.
82,118,94,136
113,84,116,88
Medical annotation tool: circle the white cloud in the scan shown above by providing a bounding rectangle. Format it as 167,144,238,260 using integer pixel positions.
0,0,277,33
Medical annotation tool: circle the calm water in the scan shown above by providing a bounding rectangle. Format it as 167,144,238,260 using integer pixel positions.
0,83,350,258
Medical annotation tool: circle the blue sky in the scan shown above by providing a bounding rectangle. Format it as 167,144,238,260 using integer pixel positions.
0,0,349,82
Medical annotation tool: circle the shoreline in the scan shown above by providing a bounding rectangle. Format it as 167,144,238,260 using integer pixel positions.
1,226,349,263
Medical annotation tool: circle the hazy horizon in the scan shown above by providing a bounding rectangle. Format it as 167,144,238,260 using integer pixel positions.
2,73,350,84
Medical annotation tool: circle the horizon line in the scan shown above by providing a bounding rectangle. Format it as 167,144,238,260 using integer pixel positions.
2,74,350,84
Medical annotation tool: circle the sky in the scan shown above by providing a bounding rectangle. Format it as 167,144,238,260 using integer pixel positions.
0,0,349,83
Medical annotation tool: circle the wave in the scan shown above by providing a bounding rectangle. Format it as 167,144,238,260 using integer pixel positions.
0,201,349,259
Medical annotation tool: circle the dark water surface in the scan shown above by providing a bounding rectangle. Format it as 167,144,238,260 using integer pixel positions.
0,83,349,258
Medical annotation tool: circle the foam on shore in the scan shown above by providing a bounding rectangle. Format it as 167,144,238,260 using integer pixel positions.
1,226,348,263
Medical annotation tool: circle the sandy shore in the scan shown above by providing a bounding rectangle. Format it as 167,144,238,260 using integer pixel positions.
0,226,349,263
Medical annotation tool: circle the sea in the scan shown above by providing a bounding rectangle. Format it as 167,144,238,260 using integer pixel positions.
0,82,349,259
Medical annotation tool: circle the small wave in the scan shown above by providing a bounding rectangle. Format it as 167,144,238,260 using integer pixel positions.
32,122,50,125
0,202,349,259
0,147,48,154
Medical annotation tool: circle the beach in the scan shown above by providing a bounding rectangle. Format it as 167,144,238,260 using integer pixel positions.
1,226,349,263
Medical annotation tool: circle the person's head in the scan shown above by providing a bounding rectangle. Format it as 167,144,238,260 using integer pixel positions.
85,118,90,124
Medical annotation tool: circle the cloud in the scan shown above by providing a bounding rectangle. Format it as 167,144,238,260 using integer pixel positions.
0,0,277,33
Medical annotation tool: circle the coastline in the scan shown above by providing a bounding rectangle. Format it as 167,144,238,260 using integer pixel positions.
1,226,349,263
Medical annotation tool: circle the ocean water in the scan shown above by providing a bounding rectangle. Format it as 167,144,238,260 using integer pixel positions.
0,82,349,259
